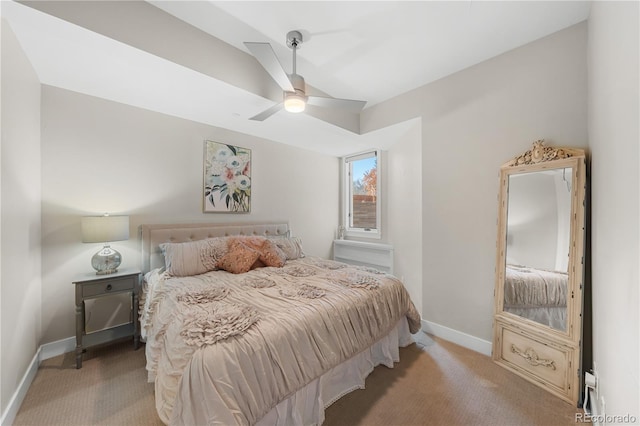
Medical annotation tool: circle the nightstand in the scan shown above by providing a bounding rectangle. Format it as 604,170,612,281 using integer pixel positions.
73,268,141,368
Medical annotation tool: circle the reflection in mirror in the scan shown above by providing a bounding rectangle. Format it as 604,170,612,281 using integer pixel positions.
503,168,573,331
85,293,132,334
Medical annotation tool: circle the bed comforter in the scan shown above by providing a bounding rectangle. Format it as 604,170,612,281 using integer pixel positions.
503,264,568,308
142,256,421,425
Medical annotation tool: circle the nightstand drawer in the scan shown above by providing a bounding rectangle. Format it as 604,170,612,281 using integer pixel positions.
82,276,135,298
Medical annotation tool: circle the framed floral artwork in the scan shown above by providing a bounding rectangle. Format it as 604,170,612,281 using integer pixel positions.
203,141,251,213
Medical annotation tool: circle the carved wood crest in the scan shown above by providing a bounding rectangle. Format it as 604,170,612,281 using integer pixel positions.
508,140,579,166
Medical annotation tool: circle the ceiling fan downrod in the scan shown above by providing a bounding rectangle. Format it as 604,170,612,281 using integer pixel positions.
284,30,307,112
286,30,303,76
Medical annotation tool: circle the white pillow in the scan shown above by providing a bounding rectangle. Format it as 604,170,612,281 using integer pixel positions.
160,237,228,277
269,236,305,260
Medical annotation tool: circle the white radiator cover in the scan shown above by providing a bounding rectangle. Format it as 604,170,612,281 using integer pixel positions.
333,240,394,274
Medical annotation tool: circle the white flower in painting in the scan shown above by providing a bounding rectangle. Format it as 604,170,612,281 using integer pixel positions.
214,147,233,162
237,152,250,164
226,156,243,170
237,153,251,175
235,175,251,190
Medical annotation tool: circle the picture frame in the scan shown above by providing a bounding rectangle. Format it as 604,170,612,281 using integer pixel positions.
203,140,251,213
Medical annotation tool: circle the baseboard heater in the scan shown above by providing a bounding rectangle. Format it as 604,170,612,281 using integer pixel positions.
333,239,394,274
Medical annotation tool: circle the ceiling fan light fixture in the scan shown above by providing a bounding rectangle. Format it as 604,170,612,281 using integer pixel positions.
245,30,366,121
284,92,306,113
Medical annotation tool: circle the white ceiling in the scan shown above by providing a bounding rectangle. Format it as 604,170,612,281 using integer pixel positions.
2,1,590,156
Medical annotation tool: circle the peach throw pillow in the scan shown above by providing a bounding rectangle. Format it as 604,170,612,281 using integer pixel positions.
259,239,286,267
217,241,261,274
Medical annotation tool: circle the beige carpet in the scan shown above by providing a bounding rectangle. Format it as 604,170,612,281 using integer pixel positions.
14,333,583,425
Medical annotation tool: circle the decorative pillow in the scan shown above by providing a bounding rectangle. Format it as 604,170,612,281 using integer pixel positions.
160,237,228,277
259,239,287,267
225,236,286,269
200,238,230,270
233,236,267,251
270,236,305,260
217,241,261,274
250,258,266,270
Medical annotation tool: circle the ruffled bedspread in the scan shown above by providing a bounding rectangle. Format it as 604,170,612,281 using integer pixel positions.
141,257,421,425
503,264,568,308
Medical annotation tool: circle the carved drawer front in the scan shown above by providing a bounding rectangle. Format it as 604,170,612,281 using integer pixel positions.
498,326,570,391
82,276,135,298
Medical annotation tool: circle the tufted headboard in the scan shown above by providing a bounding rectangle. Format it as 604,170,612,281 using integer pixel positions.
140,222,290,273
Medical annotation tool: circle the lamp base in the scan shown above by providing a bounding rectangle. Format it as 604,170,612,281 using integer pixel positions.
96,268,119,275
91,244,122,275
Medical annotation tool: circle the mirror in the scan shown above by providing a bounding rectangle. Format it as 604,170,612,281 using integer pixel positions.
504,168,573,331
493,141,587,405
85,293,133,334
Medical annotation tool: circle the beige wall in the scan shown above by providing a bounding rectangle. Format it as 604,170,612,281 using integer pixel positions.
587,1,639,419
361,23,588,341
40,86,339,344
341,119,423,314
0,21,42,413
385,121,423,314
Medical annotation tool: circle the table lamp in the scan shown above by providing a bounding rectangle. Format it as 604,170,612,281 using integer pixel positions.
81,214,129,274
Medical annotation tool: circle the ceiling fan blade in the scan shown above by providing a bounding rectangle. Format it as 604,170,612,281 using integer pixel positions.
307,96,367,112
249,103,284,121
244,42,295,92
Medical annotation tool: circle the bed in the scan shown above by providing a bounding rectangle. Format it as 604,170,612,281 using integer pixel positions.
139,222,421,425
503,264,567,331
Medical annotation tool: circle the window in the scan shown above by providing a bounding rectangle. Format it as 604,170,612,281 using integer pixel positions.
343,151,380,238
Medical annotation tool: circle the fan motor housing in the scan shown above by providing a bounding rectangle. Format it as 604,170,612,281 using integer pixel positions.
288,73,306,94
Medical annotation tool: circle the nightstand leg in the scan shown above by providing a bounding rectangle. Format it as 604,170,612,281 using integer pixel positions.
133,289,140,350
75,303,83,369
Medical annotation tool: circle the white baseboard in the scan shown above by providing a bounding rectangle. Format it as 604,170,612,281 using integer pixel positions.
40,336,75,361
0,349,40,426
421,319,492,356
0,337,75,426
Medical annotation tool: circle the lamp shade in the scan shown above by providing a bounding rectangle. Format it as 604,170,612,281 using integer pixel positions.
81,215,129,243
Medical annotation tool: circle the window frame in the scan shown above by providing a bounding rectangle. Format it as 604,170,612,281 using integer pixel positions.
342,150,381,239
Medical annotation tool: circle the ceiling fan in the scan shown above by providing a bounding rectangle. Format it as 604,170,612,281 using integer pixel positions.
244,30,367,121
